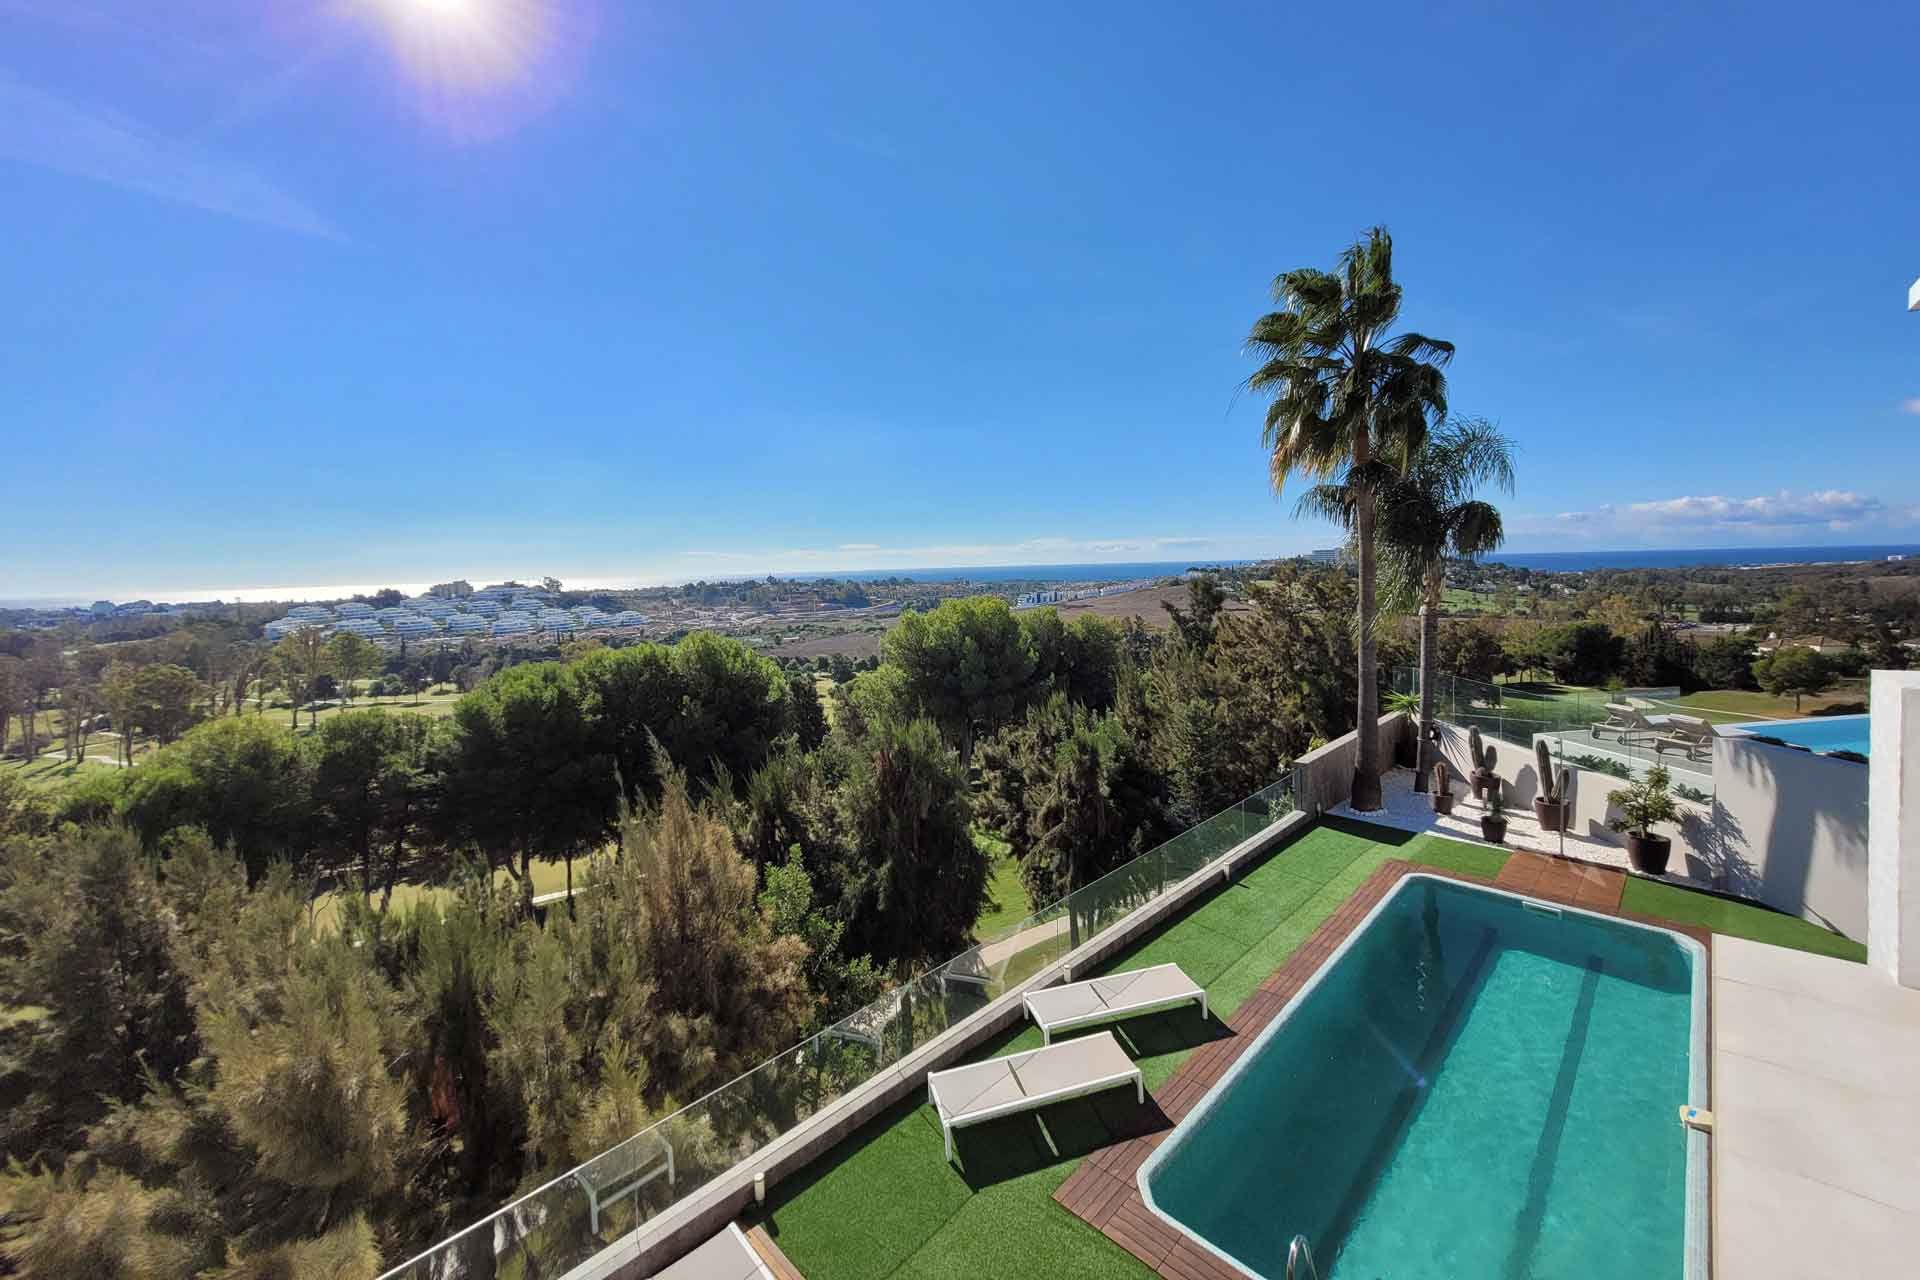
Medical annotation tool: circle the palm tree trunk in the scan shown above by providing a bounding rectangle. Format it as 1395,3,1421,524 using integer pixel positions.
1352,474,1382,811
1413,578,1441,793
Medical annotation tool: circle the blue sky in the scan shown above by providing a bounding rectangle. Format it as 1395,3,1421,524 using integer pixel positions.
3,0,1917,600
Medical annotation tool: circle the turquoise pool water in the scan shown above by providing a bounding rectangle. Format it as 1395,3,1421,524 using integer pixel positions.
1725,713,1870,756
1140,876,1703,1279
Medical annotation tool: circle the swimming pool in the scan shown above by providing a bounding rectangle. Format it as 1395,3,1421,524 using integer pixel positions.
1723,713,1870,756
1139,875,1707,1279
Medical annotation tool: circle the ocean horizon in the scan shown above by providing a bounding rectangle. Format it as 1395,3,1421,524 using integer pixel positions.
6,544,1915,609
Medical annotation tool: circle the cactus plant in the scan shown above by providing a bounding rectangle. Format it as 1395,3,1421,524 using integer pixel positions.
1533,739,1572,832
1430,760,1454,814
1468,727,1497,799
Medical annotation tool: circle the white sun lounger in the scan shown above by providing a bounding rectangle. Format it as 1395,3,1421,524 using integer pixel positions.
650,1222,773,1280
926,1030,1143,1163
1023,963,1207,1045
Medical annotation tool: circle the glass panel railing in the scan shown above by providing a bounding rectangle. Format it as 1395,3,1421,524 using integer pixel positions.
1401,667,1715,800
376,774,1299,1279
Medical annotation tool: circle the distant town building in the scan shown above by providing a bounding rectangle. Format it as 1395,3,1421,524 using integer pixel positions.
1012,580,1156,610
428,580,474,598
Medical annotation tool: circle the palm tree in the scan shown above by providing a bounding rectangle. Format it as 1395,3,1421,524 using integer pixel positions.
1371,417,1515,790
1246,227,1452,810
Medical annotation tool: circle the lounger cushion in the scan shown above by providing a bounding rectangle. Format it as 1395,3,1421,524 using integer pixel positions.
1025,963,1201,1031
928,1031,1135,1127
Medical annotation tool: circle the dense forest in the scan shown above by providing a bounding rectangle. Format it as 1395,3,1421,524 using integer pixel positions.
0,566,1363,1277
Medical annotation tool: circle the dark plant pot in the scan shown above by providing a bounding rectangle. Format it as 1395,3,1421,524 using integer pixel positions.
1432,793,1455,815
1481,815,1507,844
1627,833,1672,876
1533,798,1570,832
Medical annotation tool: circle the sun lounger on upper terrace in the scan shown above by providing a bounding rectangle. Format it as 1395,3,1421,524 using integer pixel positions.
926,1030,1143,1163
1023,963,1207,1045
1654,715,1716,761
1594,703,1660,744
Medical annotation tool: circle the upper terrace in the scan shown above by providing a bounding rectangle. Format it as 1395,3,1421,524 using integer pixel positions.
379,672,1920,1280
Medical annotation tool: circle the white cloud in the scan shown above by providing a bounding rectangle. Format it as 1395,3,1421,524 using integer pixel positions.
0,75,337,239
1531,489,1897,539
1900,398,1920,416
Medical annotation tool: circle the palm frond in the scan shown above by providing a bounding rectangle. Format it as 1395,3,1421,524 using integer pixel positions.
1293,482,1358,529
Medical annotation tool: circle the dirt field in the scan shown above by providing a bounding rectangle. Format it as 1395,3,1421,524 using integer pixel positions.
762,625,887,661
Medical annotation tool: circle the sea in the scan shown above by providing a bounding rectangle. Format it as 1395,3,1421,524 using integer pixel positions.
771,561,1258,584
1478,544,1920,572
793,545,1920,583
9,546,1916,609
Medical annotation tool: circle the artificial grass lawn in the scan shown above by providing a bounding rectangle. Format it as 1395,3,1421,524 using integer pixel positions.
1620,876,1868,962
758,820,1505,1280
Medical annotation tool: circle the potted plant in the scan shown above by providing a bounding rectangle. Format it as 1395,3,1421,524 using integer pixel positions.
1430,760,1454,814
1609,764,1679,875
1467,726,1497,801
1531,739,1572,832
1480,787,1507,844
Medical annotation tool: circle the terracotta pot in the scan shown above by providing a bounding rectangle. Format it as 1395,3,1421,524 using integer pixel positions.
1533,797,1570,832
1480,815,1507,844
1627,832,1672,876
1432,792,1455,815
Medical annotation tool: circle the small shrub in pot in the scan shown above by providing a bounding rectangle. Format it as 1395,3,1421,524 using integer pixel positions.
1608,764,1679,876
1480,787,1508,845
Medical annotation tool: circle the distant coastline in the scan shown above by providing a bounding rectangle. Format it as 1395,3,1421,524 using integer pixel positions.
1482,544,1920,572
7,545,1917,609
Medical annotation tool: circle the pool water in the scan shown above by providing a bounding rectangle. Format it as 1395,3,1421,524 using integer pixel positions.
1724,713,1869,757
1140,876,1703,1279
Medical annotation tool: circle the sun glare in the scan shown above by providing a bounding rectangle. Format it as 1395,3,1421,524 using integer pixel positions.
357,0,589,138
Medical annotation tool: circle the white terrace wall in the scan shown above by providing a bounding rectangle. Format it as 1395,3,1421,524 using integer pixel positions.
1435,720,1870,941
1432,720,1710,859
1712,735,1869,940
1294,712,1409,814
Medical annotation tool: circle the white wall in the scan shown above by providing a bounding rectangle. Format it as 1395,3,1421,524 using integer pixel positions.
1433,722,1710,857
1869,672,1920,985
1708,735,1869,940
1295,712,1409,814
